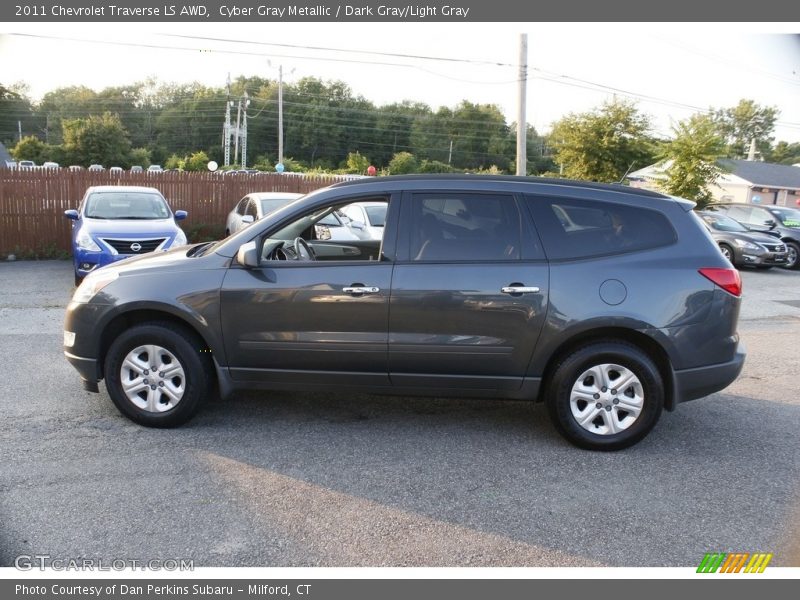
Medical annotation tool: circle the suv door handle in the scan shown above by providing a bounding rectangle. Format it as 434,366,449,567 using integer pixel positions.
343,286,380,294
501,285,540,294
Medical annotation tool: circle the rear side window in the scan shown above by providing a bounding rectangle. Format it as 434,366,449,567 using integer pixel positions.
409,193,521,262
527,197,676,260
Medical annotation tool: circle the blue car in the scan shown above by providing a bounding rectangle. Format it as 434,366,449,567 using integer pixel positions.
65,186,188,286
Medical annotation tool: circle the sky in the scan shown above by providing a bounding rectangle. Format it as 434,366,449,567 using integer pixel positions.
1,22,799,144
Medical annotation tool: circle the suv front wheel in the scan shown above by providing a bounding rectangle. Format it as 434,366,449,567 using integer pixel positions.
546,341,664,451
104,322,211,427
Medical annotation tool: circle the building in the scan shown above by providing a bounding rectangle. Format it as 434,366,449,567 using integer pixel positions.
628,159,800,207
0,141,14,167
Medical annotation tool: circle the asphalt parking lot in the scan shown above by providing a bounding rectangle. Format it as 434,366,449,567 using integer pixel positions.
0,260,798,567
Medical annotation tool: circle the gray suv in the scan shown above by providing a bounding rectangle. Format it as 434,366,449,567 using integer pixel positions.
63,176,745,450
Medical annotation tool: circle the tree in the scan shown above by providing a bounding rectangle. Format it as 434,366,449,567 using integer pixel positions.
712,99,778,159
549,99,654,182
657,114,726,208
62,112,132,166
0,83,36,145
129,147,151,168
184,150,210,171
10,135,49,164
343,151,370,174
388,152,418,174
766,141,800,166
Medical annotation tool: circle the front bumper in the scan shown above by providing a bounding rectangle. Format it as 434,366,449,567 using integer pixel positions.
740,250,788,266
672,341,746,405
64,351,101,392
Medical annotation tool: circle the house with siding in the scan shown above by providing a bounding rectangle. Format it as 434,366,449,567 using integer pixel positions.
628,159,800,208
0,141,14,167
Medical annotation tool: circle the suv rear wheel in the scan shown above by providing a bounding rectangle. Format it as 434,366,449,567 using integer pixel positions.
104,322,211,427
546,341,663,451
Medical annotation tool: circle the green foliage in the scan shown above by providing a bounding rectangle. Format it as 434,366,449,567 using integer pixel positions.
388,152,419,174
418,159,454,173
766,141,800,166
11,135,49,163
0,83,37,145
343,151,370,174
129,147,151,168
164,154,184,170
550,99,655,183
657,114,726,209
184,150,210,172
712,99,778,159
62,112,132,167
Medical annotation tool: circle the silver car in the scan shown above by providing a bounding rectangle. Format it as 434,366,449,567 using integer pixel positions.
225,192,304,236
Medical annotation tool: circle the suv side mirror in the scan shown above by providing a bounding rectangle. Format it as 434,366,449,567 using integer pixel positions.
241,215,255,225
64,209,79,220
765,219,777,229
174,210,188,221
237,241,259,268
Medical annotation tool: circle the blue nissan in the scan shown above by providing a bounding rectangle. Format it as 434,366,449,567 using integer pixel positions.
65,186,188,285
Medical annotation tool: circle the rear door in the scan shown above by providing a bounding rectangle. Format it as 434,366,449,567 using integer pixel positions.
388,190,549,391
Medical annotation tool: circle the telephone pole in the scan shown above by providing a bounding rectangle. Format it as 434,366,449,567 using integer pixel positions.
278,65,284,165
223,74,232,166
516,33,528,177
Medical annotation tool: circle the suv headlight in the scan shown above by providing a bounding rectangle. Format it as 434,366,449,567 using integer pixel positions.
172,229,187,246
71,271,118,303
733,239,761,251
76,229,101,252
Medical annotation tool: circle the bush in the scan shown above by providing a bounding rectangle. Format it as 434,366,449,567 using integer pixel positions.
388,152,418,174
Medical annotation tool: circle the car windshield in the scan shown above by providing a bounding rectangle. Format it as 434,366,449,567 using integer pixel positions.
701,213,748,233
84,192,171,220
259,198,294,215
767,207,800,227
364,205,387,227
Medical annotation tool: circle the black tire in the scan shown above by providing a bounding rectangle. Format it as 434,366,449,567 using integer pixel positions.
104,322,212,427
546,341,664,451
783,242,800,270
74,273,83,287
718,243,736,266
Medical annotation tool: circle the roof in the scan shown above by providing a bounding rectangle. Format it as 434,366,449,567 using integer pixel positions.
719,159,800,189
329,174,670,200
86,186,163,194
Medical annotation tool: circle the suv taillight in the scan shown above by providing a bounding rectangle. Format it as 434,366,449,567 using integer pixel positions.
699,268,742,297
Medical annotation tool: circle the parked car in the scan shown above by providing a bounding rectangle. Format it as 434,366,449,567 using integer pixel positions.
42,161,60,170
88,164,104,172
109,166,124,174
130,166,144,173
147,165,163,173
338,201,387,241
707,203,800,270
68,165,84,171
4,160,17,169
63,185,188,286
696,210,788,269
63,175,745,450
18,160,36,169
225,192,303,236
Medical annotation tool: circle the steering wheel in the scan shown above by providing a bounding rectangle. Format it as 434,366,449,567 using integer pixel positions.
293,237,316,261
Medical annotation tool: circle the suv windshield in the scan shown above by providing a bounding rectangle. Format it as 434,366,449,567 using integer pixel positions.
84,192,171,220
767,206,800,227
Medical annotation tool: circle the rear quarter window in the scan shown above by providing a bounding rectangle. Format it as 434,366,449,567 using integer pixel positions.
527,196,677,260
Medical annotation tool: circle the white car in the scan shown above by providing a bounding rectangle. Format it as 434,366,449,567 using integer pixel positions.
147,165,163,173
338,201,387,241
42,161,60,169
226,192,303,236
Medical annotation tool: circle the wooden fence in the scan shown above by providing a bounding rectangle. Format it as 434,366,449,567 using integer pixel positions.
0,169,353,256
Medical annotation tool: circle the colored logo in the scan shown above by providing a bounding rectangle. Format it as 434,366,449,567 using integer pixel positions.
697,552,773,573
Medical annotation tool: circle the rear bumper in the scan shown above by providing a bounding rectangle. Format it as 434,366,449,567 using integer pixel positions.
672,341,746,406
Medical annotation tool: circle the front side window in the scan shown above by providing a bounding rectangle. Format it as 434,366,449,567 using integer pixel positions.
84,192,171,220
410,193,521,262
528,197,676,260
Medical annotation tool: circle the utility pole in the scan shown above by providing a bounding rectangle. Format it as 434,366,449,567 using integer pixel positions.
278,65,284,165
234,95,242,165
516,33,528,177
241,91,249,169
747,137,757,161
448,139,453,165
18,120,22,142
223,74,232,167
